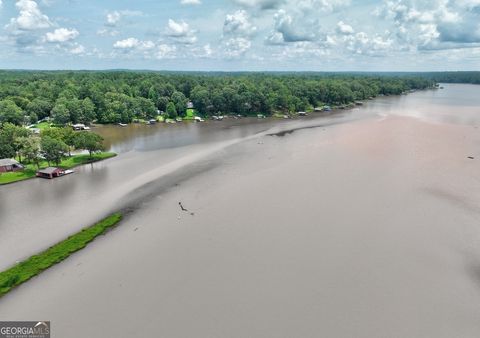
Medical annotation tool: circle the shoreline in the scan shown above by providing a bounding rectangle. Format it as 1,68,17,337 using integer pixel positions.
0,152,117,186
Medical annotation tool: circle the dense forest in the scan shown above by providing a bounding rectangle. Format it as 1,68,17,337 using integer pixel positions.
0,71,436,126
421,72,480,85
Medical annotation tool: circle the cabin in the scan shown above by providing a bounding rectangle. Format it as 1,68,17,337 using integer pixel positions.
36,167,65,179
0,159,24,173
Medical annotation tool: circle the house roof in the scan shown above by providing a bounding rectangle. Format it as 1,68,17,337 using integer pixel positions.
37,167,62,174
0,159,20,167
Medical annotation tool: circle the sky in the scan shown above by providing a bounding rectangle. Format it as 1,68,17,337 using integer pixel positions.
0,0,479,71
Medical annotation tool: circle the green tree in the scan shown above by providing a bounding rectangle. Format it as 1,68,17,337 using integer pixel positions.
26,99,53,121
74,132,104,158
41,136,68,166
0,100,24,126
20,136,41,169
171,91,187,116
51,104,70,125
82,98,96,124
0,123,30,160
166,102,177,119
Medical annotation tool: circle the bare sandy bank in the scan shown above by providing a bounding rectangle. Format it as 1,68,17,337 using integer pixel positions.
1,115,480,338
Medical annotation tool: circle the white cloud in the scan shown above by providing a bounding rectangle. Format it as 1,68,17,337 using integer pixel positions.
45,28,79,42
106,11,122,26
266,9,316,43
165,19,197,44
224,37,251,58
336,21,354,35
7,0,52,31
156,44,177,59
379,0,480,50
223,10,257,37
344,32,394,56
166,19,191,37
180,0,201,5
69,43,85,55
113,37,155,50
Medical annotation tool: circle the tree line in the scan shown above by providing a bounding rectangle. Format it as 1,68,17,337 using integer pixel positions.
0,71,436,125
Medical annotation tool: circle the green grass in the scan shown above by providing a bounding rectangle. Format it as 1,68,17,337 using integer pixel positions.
184,108,196,120
0,213,123,297
0,168,36,185
0,152,116,185
33,122,53,130
58,152,116,168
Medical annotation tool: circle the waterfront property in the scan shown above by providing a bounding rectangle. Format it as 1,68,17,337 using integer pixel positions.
0,159,24,173
36,167,70,179
72,124,91,131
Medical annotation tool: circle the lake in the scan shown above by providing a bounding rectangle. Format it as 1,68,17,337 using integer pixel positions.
1,84,479,338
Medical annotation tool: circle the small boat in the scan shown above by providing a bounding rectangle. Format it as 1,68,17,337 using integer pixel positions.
257,114,266,119
118,123,128,127
63,169,74,175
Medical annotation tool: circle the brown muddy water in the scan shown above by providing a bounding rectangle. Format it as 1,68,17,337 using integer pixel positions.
1,84,480,337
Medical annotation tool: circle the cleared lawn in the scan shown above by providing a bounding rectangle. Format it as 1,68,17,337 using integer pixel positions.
0,152,116,185
0,213,123,297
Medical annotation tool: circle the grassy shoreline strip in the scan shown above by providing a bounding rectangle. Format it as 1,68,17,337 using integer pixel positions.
0,152,117,185
0,212,123,297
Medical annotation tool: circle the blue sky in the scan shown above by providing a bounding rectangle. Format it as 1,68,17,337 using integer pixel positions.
0,0,479,71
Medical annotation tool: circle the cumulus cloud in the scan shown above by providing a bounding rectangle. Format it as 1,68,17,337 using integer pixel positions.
345,32,394,56
165,19,197,44
266,9,316,44
113,37,155,50
7,0,52,31
379,0,480,50
180,0,201,5
69,43,85,55
336,21,354,35
156,44,177,59
45,28,79,42
223,10,257,37
224,37,252,58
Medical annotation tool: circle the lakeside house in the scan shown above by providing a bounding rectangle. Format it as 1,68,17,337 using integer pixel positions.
0,159,24,173
36,167,65,179
72,124,91,131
